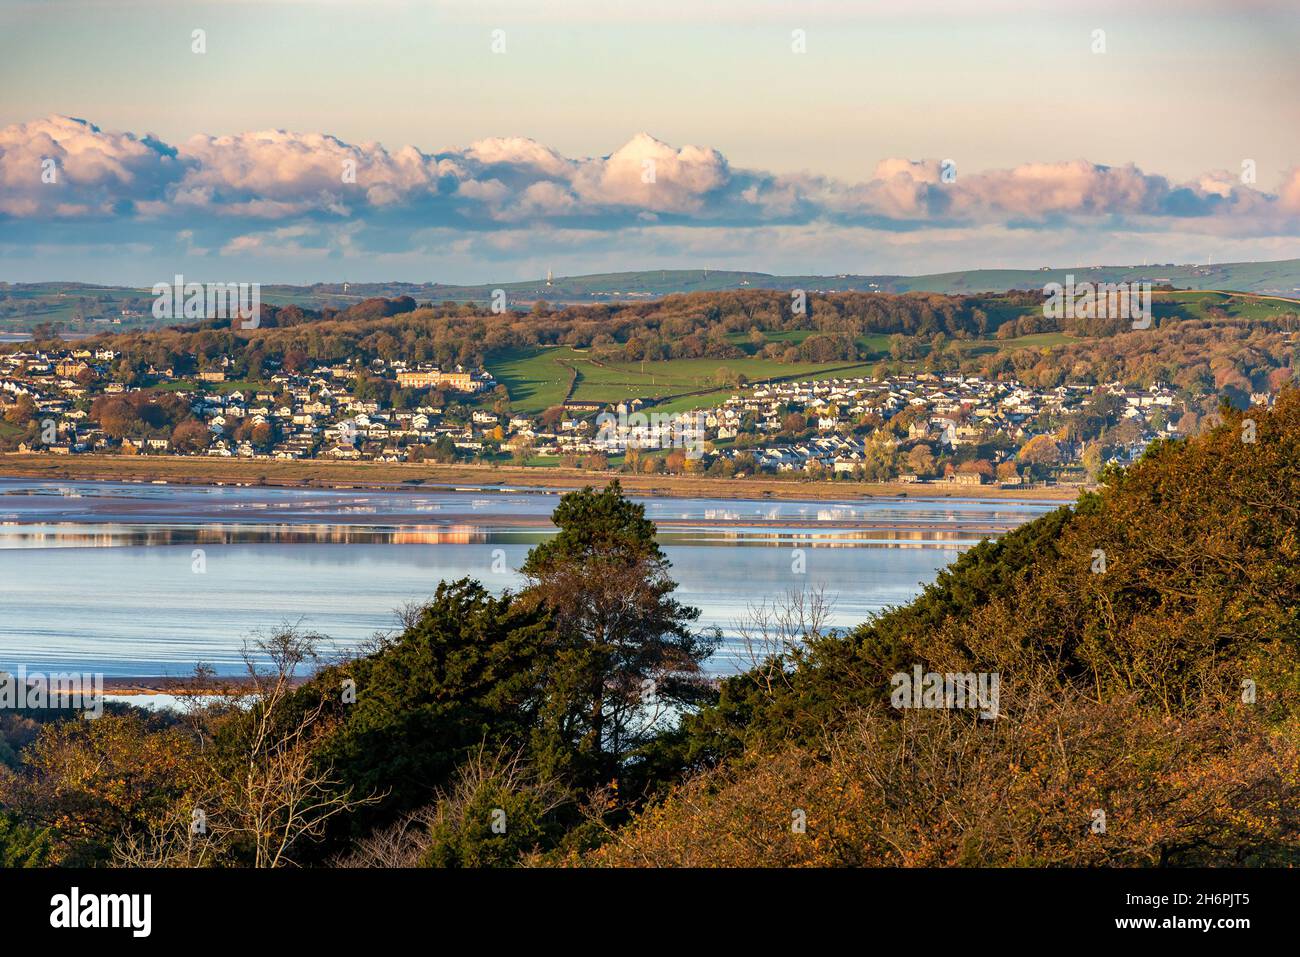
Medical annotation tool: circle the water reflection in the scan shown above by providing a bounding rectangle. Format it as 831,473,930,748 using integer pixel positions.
0,522,992,550
0,479,1058,679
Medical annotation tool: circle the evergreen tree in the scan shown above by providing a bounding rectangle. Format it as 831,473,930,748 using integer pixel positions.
521,480,717,786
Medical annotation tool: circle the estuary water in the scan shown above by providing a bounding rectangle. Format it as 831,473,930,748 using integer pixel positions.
0,478,1059,677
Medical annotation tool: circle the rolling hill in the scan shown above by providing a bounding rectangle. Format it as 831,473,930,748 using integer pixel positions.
3,259,1298,335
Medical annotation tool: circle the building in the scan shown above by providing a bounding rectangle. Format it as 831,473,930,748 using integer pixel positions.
396,369,478,392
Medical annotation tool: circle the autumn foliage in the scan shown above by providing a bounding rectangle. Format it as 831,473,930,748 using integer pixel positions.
587,389,1300,866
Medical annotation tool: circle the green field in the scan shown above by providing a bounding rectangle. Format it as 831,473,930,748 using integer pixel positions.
489,345,894,415
489,349,578,411
1151,289,1300,323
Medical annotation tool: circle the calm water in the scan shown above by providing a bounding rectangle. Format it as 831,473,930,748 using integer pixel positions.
0,479,1058,677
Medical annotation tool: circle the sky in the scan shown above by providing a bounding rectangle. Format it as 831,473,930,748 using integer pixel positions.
1,0,1298,284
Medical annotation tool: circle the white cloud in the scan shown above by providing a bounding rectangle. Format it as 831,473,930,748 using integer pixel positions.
6,114,1298,231
0,115,183,217
2,114,1297,283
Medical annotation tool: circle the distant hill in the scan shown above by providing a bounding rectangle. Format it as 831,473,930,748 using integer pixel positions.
316,258,1300,302
2,258,1298,334
891,259,1300,296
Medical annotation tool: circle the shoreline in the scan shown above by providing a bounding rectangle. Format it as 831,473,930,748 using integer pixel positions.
0,458,1078,696
0,454,1083,504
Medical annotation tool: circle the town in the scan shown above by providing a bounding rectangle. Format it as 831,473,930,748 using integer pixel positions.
0,340,1261,488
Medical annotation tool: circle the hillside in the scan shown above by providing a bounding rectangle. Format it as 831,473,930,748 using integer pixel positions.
891,258,1300,296
361,259,1300,300
485,287,1299,415
587,391,1300,866
4,259,1298,335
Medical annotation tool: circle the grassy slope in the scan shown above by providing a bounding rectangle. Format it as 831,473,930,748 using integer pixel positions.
489,288,1297,415
488,332,1080,415
489,345,886,415
1152,289,1300,322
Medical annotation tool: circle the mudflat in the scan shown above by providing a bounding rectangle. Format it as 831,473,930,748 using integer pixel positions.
0,454,1083,504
